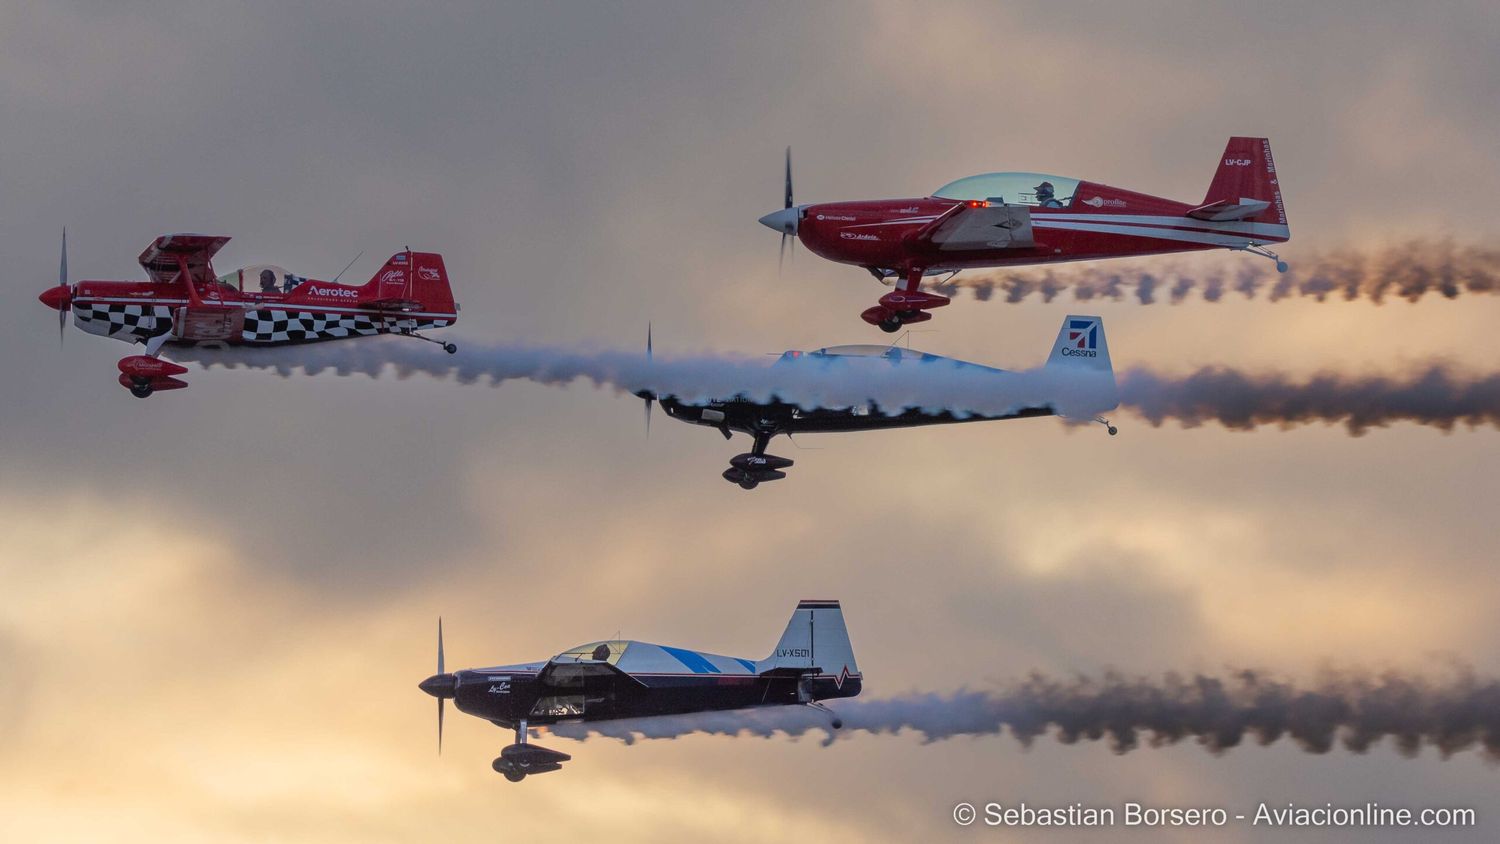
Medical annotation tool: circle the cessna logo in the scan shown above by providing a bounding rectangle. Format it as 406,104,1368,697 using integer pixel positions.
1061,318,1098,356
488,682,511,694
307,285,359,299
776,648,811,658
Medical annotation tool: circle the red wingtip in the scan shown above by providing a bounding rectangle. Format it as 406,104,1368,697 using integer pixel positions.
39,285,72,311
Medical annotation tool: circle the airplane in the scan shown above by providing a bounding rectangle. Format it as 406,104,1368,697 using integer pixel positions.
759,137,1290,332
639,314,1119,489
38,232,460,397
419,599,861,781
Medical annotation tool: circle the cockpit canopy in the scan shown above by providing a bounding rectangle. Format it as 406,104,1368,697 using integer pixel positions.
216,264,309,293
932,172,1080,208
553,640,630,665
774,345,942,364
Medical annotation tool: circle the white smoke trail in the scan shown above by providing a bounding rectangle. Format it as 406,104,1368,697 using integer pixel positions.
166,337,1118,421
930,241,1500,305
166,339,1500,434
547,668,1500,760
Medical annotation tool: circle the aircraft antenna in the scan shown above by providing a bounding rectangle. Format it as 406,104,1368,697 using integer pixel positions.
330,250,363,284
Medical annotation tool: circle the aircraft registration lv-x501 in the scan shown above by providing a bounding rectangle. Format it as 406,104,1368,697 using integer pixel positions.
760,137,1289,331
639,314,1119,489
420,600,860,781
38,233,459,396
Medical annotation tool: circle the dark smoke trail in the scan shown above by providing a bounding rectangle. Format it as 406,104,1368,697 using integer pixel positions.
549,668,1500,760
929,241,1500,305
1119,365,1500,435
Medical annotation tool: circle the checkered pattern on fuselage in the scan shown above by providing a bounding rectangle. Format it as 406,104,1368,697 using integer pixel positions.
72,300,452,346
73,302,174,342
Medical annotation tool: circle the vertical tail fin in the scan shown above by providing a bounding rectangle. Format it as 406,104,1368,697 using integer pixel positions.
754,600,858,677
1044,314,1119,418
1046,314,1111,373
1196,136,1288,231
358,251,458,316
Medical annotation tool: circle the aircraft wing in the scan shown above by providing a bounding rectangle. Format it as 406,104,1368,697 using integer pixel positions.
914,203,1035,251
537,659,649,688
137,234,232,285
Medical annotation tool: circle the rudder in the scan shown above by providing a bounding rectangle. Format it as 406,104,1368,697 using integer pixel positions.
1200,136,1288,229
358,250,458,316
755,600,858,677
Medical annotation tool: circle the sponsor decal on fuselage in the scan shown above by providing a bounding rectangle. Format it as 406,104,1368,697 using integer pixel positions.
840,231,879,241
379,269,405,285
488,682,512,694
1083,196,1127,208
816,214,855,221
307,285,360,299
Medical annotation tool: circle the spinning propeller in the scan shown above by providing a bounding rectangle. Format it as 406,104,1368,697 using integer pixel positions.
757,147,801,271
417,618,457,754
637,323,655,436
39,229,74,345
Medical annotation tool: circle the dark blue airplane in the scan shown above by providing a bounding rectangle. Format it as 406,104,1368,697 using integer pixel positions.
419,600,860,781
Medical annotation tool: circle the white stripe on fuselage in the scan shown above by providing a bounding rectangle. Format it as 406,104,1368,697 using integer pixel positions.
1031,219,1285,247
1036,213,1289,239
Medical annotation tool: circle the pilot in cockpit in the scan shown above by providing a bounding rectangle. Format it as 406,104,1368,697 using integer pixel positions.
1034,181,1064,208
258,269,278,293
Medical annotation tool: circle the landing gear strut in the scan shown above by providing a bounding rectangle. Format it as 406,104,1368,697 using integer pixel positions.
396,327,458,354
806,700,843,730
1234,243,1290,274
722,430,792,490
861,267,949,331
491,719,572,783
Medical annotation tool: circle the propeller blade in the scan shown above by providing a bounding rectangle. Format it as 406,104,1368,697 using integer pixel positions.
643,324,654,437
779,233,788,272
784,146,793,209
436,617,445,754
58,228,69,346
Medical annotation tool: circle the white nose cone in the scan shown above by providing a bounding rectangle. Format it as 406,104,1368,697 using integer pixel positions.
758,207,799,235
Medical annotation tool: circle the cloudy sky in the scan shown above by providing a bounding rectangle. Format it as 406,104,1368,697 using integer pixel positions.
2,2,1497,841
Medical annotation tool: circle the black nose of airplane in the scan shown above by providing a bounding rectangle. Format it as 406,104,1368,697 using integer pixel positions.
419,672,457,699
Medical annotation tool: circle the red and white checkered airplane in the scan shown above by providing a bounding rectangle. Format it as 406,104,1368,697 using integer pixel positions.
760,137,1290,332
39,234,459,397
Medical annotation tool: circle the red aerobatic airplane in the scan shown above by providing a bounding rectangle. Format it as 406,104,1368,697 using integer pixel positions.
39,233,459,396
759,136,1290,331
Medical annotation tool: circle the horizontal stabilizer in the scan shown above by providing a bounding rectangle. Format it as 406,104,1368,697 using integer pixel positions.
758,666,825,678
1187,198,1271,222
